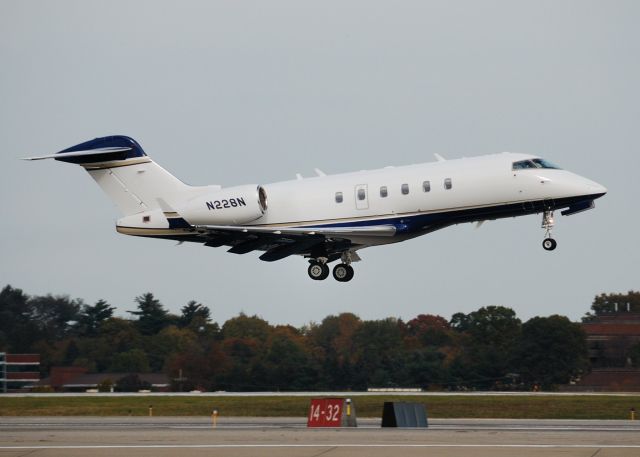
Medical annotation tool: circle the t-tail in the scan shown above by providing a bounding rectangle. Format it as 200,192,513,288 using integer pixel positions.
23,135,221,233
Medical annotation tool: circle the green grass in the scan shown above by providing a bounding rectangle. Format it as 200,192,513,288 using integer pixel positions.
1,395,639,419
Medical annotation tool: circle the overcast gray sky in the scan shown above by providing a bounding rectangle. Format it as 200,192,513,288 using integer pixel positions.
1,0,638,326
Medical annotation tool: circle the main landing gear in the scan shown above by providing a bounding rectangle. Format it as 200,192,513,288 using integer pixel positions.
307,254,355,282
307,260,330,281
332,263,354,282
541,210,557,251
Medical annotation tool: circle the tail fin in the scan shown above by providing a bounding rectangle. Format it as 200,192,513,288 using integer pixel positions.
26,136,198,216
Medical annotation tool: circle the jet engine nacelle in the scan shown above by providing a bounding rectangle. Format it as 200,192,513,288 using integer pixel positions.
179,184,268,225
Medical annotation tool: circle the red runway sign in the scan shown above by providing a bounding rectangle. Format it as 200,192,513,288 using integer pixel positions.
307,398,344,427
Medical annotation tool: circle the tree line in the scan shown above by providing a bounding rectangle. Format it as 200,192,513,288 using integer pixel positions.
1,284,622,391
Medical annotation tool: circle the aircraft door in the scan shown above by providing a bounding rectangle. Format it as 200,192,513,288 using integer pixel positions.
355,184,369,210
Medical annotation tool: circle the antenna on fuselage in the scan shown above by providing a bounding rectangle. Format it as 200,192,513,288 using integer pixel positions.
434,153,446,162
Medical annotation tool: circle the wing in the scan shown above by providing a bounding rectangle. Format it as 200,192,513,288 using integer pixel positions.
193,223,397,262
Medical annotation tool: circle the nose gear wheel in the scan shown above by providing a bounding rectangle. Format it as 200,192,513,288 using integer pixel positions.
542,238,557,251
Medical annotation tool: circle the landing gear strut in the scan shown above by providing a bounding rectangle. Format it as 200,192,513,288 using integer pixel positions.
541,210,557,251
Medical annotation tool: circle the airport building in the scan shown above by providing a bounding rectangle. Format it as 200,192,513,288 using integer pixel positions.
569,311,640,391
0,353,41,393
38,367,170,392
583,312,640,367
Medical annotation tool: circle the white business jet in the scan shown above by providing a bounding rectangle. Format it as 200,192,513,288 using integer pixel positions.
25,136,606,282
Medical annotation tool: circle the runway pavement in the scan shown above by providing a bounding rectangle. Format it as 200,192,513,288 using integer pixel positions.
1,417,639,457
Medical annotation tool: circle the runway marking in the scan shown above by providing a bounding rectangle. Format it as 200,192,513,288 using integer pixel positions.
2,444,640,449
2,424,639,432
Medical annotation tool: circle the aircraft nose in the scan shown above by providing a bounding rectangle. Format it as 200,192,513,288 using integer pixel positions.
588,181,607,197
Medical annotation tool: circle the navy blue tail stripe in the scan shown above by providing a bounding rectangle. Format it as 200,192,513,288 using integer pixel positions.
56,135,146,164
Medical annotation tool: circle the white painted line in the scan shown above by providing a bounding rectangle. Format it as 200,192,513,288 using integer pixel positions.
167,425,307,429
434,426,640,431
5,391,640,397
1,444,640,449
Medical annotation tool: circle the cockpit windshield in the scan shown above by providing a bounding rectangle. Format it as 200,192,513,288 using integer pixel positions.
512,158,561,170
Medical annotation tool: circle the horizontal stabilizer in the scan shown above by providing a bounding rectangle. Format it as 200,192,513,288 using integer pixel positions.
22,147,132,161
24,136,147,167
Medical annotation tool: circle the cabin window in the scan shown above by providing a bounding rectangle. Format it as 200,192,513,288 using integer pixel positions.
335,192,343,203
401,183,409,195
357,188,366,200
380,186,388,198
422,180,431,192
444,178,452,190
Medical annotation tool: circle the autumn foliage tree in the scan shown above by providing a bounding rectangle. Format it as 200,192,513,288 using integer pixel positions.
1,284,600,391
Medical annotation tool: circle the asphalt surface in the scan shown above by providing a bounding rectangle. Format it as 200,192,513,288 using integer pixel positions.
1,417,639,457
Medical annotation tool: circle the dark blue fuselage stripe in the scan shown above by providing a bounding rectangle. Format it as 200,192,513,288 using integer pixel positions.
129,193,603,244
300,194,603,234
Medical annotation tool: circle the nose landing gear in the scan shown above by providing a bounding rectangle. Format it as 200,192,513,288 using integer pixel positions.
541,210,557,251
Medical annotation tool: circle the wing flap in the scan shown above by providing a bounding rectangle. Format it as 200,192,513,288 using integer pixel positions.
259,237,325,262
196,223,397,238
195,223,384,261
227,237,271,254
